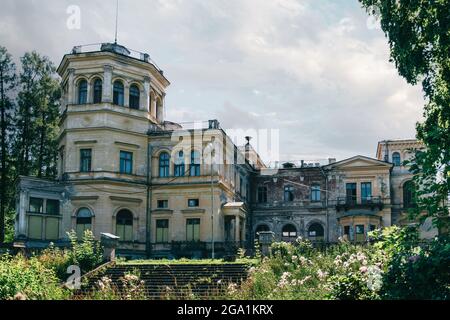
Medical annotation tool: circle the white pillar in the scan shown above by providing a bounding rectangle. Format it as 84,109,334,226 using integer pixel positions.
86,79,92,104
124,83,130,107
103,65,113,103
143,77,151,112
235,216,240,242
151,97,157,118
67,68,75,105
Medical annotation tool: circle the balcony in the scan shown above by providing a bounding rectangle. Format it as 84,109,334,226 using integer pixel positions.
335,196,385,211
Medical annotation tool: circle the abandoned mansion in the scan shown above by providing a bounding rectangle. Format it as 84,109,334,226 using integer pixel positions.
14,43,434,258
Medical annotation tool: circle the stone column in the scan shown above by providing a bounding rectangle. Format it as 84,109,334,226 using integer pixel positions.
258,231,275,257
102,65,113,103
143,77,151,112
100,233,120,262
235,216,240,242
86,79,92,104
124,83,130,107
67,68,75,105
151,98,157,119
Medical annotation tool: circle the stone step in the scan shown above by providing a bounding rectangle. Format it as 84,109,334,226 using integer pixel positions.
82,262,249,299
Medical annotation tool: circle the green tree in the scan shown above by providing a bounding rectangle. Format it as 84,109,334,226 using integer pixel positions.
0,46,16,243
359,0,450,232
13,51,60,178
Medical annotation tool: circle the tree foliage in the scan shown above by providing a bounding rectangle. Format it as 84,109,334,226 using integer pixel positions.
359,0,450,231
0,47,60,242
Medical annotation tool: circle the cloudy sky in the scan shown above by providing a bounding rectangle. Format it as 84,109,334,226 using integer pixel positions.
0,0,424,164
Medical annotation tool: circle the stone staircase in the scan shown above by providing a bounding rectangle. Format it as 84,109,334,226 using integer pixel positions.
82,263,250,299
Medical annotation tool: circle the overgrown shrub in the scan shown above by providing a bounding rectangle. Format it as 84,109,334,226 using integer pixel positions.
372,226,450,299
67,229,103,273
0,254,69,300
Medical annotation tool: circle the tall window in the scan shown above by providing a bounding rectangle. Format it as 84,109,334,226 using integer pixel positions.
190,150,200,176
119,151,133,174
392,152,401,166
284,185,294,202
186,218,200,242
403,180,416,209
29,197,44,213
346,183,357,204
361,182,372,203
257,186,267,203
113,80,124,106
355,224,365,242
46,199,60,215
78,80,88,104
174,150,185,177
129,84,140,109
76,208,92,239
80,148,92,172
93,78,102,103
116,209,133,242
159,152,170,177
311,185,321,202
156,219,169,243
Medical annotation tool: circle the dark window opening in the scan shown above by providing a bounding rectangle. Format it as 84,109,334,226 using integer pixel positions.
129,84,140,109
113,81,124,106
80,148,92,172
93,79,102,103
188,199,199,207
120,151,133,174
284,185,294,202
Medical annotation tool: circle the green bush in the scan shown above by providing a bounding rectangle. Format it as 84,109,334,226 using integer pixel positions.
373,226,450,299
0,254,69,300
67,229,103,273
36,245,72,281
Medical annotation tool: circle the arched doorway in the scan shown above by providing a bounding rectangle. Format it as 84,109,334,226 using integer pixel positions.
281,224,297,242
308,223,324,241
116,209,133,242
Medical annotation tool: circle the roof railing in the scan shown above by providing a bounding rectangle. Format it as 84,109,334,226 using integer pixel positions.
70,43,164,74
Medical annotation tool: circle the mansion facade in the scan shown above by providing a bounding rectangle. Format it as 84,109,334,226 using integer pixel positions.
14,43,434,258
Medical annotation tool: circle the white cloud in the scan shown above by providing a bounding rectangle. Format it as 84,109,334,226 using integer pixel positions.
0,0,425,162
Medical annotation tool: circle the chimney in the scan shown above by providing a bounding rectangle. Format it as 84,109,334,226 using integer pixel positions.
328,158,336,164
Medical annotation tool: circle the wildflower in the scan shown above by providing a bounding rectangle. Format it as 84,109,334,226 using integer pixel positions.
278,272,291,288
299,276,311,285
317,269,328,279
359,266,368,273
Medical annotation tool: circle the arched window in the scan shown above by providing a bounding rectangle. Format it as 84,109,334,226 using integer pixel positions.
281,224,297,242
392,152,401,166
403,180,416,209
129,84,140,109
159,152,170,177
113,80,124,106
76,207,92,239
78,79,88,104
308,223,324,241
255,224,270,239
190,150,200,176
174,150,185,177
116,209,133,242
93,78,102,103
